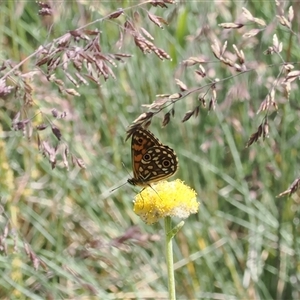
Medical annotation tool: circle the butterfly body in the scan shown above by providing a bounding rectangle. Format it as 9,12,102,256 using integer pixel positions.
128,128,178,186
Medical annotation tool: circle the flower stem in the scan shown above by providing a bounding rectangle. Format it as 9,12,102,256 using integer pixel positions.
164,216,176,300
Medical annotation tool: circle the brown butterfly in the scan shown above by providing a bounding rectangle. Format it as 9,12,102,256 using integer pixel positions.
127,128,178,186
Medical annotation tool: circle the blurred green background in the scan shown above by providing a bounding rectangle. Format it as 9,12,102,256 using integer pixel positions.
1,1,300,299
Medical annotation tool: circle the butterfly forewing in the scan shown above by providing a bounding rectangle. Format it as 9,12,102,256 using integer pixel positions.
128,128,178,186
131,129,161,178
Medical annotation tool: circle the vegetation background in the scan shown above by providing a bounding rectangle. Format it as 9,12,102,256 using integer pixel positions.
1,1,300,299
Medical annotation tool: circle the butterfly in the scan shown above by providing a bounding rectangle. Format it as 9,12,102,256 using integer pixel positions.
127,128,178,186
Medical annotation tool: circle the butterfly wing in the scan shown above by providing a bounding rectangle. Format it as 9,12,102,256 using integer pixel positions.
128,128,178,186
138,145,178,183
131,129,161,180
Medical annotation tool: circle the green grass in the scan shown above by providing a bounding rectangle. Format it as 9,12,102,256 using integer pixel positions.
1,1,300,299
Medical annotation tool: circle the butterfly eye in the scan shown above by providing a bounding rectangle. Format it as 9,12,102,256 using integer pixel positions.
143,153,151,161
162,160,171,167
137,138,144,144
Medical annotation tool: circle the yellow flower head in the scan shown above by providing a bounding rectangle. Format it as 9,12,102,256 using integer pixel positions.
133,179,199,224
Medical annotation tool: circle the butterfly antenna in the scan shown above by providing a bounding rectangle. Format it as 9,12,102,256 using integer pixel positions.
110,162,132,192
122,161,132,177
110,181,128,192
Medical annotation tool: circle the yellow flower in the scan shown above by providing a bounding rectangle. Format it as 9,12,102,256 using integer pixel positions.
133,179,199,224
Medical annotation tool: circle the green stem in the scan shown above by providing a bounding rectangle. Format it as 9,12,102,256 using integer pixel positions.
164,216,176,300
